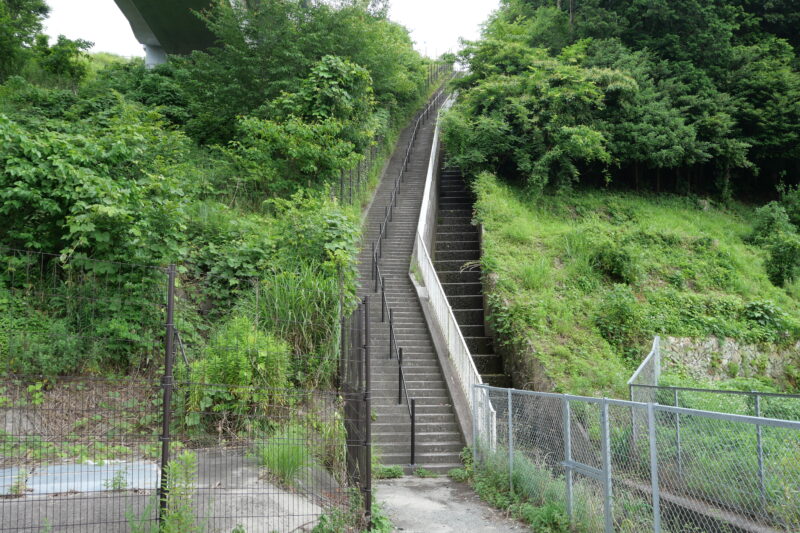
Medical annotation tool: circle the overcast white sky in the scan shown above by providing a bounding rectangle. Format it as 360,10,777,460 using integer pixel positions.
42,0,498,58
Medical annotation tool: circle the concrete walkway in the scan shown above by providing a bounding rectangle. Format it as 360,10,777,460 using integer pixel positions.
376,477,526,533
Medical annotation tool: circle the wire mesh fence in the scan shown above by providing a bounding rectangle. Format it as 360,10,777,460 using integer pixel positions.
473,384,800,533
0,378,368,532
0,247,373,532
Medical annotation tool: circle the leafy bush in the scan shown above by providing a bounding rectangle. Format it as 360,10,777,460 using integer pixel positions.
591,238,641,284
202,316,289,388
765,231,800,287
595,284,641,359
750,202,794,244
187,316,290,427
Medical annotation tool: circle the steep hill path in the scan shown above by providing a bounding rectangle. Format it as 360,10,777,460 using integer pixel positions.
356,96,463,473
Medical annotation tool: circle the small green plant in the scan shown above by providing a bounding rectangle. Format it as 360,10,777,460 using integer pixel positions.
413,467,437,478
256,424,308,485
8,469,28,497
517,502,569,533
103,467,128,491
447,467,470,482
374,465,403,479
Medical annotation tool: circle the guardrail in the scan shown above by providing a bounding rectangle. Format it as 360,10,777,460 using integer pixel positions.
411,94,484,412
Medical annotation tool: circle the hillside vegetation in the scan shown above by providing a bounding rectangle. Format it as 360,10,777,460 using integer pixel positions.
0,0,445,393
474,174,800,396
442,0,800,396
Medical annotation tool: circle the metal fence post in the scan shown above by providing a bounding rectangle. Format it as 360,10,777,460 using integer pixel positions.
674,388,682,481
648,403,661,533
755,394,766,510
472,386,479,458
600,399,613,533
158,264,176,523
507,388,514,495
562,397,573,521
364,296,372,527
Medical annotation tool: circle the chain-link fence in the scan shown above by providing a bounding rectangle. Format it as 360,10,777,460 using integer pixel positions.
628,336,661,404
631,384,800,421
473,384,800,533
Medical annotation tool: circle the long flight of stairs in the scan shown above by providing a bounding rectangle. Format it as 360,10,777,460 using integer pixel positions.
434,168,511,387
356,108,463,473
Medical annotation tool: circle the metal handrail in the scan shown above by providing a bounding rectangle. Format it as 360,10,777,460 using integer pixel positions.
631,384,800,400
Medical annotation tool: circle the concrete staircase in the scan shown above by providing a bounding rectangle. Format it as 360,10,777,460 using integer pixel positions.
356,110,463,473
434,168,511,388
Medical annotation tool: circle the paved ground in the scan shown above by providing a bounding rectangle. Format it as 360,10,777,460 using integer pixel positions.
376,477,526,533
0,449,331,532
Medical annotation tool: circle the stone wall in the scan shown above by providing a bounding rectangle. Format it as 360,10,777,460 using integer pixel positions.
661,336,799,383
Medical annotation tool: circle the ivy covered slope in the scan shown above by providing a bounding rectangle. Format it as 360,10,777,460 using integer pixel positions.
0,0,443,387
473,174,800,397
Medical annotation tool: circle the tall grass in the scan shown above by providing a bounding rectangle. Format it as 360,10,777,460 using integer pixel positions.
256,424,309,486
240,264,342,387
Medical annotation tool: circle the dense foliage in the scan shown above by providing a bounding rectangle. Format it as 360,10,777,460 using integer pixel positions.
443,0,800,199
0,0,441,388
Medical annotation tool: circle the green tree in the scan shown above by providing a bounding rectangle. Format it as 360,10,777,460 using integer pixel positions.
33,34,93,88
0,0,49,81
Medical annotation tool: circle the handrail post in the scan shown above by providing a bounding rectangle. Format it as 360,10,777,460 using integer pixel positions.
410,399,416,466
388,309,394,359
381,278,386,323
385,206,390,239
398,348,404,405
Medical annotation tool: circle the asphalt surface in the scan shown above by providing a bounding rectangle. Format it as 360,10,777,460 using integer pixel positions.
376,477,526,533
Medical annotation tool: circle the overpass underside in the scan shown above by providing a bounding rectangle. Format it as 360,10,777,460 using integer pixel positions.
113,0,217,66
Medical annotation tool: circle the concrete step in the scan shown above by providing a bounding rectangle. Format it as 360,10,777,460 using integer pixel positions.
436,250,480,261
465,336,494,353
437,270,481,283
453,308,484,324
443,295,484,309
457,324,486,337
442,282,483,296
376,440,464,456
437,216,472,225
373,413,456,425
436,239,479,251
439,209,472,217
473,354,503,374
434,259,479,271
484,374,513,388
379,453,463,469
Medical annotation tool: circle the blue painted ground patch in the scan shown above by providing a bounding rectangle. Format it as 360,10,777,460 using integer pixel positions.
1,462,159,495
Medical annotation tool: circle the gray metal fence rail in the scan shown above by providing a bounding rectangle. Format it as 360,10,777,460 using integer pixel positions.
473,384,800,533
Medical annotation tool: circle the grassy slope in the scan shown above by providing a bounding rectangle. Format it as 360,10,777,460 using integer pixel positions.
473,173,800,397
